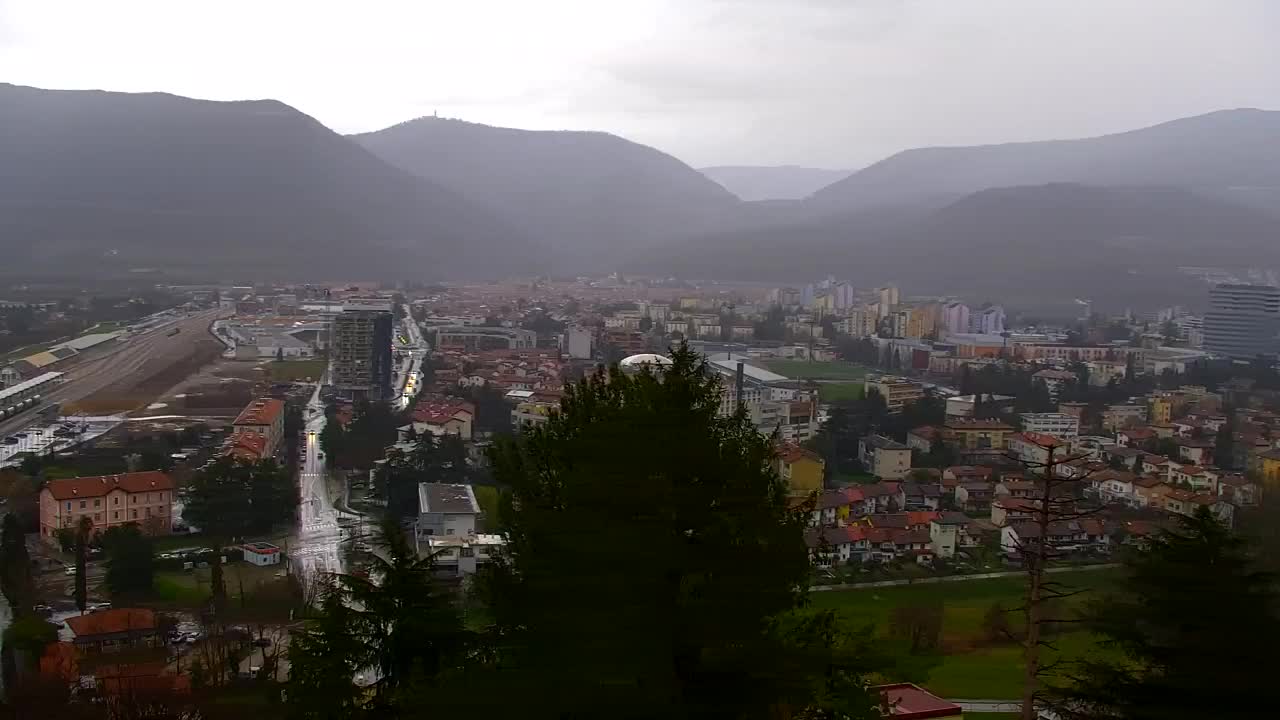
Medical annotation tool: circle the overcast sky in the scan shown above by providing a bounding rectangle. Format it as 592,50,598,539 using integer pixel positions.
2,0,1277,168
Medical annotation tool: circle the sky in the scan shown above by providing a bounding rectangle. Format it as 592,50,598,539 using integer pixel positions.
2,0,1278,169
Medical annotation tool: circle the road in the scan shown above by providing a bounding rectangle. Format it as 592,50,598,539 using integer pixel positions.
0,309,222,438
287,380,345,586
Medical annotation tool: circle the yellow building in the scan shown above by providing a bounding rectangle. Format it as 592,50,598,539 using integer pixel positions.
1257,449,1280,489
905,303,941,340
776,444,825,497
1148,394,1173,425
943,419,1015,451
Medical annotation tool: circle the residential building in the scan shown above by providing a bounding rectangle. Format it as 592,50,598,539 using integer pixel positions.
563,326,593,359
971,305,1005,335
1101,403,1148,431
65,609,159,654
942,419,1014,453
928,512,971,559
512,401,556,429
1203,283,1280,359
1033,369,1078,400
436,326,536,352
941,302,970,337
415,483,480,541
1006,432,1070,473
775,444,824,497
425,533,505,577
330,309,394,401
859,435,912,480
39,472,175,540
944,393,1014,419
1019,413,1080,441
863,375,924,413
231,397,286,459
877,286,899,316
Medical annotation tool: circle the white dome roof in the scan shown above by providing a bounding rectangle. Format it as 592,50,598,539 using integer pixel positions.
619,353,673,368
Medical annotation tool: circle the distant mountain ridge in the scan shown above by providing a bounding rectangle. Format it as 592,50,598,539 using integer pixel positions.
807,108,1280,213
0,83,540,279
698,166,850,201
351,117,740,264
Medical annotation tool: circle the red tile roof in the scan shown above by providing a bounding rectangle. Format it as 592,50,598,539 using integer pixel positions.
45,472,174,501
225,431,268,461
233,398,284,427
778,443,823,465
66,608,156,638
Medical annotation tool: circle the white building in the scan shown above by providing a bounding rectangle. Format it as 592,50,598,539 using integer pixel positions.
563,326,593,359
971,306,1006,335
941,302,971,337
1019,413,1081,441
242,542,282,567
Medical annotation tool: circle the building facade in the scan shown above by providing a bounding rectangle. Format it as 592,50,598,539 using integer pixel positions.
1203,283,1280,359
330,309,393,401
39,472,175,540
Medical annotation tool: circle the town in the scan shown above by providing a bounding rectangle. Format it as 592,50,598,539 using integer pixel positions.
1,271,1277,717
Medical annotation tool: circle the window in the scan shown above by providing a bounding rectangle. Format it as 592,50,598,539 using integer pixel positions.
131,496,136,504
94,513,101,521
114,497,119,505
94,499,101,508
160,506,166,514
113,511,119,520
460,547,475,558
79,500,86,509
66,502,72,511
445,528,455,536
131,509,137,519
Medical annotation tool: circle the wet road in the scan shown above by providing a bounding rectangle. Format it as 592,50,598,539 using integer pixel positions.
288,381,345,585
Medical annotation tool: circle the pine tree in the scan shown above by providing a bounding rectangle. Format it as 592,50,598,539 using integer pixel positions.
0,514,35,616
1045,507,1280,719
474,344,883,718
287,585,370,720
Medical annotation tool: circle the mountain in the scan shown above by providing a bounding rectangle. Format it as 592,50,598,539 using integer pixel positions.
0,83,537,279
698,166,850,201
351,118,740,263
640,183,1280,312
808,109,1280,215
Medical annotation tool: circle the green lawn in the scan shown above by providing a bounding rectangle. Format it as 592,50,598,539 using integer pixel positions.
811,569,1117,699
818,382,864,402
266,359,327,382
764,359,869,381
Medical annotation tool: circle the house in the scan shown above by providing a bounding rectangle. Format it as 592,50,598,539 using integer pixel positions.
231,397,286,459
955,481,995,512
906,426,939,453
775,444,825,497
862,481,906,513
1218,473,1259,507
38,472,175,540
242,542,282,567
1092,469,1139,506
1132,477,1169,507
426,533,506,577
900,481,942,510
415,483,480,541
1006,432,1070,473
874,683,962,720
928,512,971,559
1176,438,1214,466
1170,465,1217,494
813,487,875,527
991,497,1039,527
942,419,1014,463
859,435,912,480
409,399,475,439
65,609,159,654
1000,518,1108,556
225,431,269,462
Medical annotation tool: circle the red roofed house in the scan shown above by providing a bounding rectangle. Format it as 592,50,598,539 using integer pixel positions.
225,430,269,462
39,472,175,540
410,399,475,439
875,682,962,719
64,609,159,653
232,397,286,459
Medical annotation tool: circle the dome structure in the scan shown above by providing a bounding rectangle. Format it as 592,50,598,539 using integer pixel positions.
618,353,673,370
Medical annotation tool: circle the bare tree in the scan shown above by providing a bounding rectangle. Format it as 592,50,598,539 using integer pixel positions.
1003,437,1104,720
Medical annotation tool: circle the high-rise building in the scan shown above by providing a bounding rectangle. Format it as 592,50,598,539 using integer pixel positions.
1204,284,1280,359
877,286,899,317
971,305,1006,335
329,308,393,401
941,302,971,336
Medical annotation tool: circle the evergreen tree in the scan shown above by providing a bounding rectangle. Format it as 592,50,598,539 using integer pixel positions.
101,523,155,602
1214,412,1236,470
74,516,92,613
0,514,34,616
287,585,370,720
474,345,883,718
1046,508,1280,719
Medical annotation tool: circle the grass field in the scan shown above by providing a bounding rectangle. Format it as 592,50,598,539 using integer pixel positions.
817,382,865,402
810,569,1117,699
152,563,286,608
764,359,869,381
266,359,327,382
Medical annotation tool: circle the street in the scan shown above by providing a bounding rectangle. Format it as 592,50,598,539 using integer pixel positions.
286,379,346,586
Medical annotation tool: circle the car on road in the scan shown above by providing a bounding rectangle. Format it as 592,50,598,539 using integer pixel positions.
63,566,77,577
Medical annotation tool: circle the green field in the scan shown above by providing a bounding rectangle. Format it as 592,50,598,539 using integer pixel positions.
811,569,1117,699
817,382,865,402
266,359,327,382
764,359,869,381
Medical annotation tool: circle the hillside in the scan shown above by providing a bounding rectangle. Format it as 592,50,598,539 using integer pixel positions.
0,84,537,279
351,117,740,263
699,165,850,201
808,109,1280,215
639,183,1280,312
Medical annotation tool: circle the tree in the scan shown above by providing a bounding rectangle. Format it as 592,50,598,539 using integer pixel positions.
1045,508,1280,719
287,584,371,720
889,602,944,654
982,602,1012,643
101,523,155,602
0,514,35,616
1215,412,1236,470
476,344,883,717
74,516,92,613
